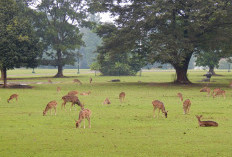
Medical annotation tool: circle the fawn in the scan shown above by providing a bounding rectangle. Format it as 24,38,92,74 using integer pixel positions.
177,93,183,101
90,77,92,84
152,100,168,118
43,100,57,116
213,89,226,99
62,95,84,111
57,87,61,93
68,90,78,96
119,92,125,103
195,115,218,127
183,99,191,114
7,94,18,103
73,79,82,85
75,108,92,128
80,91,91,96
200,87,211,96
103,98,111,105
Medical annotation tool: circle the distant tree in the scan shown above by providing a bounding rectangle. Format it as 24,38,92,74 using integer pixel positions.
0,0,42,87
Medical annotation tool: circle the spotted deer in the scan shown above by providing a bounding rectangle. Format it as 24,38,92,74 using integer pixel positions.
68,90,78,96
152,100,168,118
73,79,82,85
62,95,84,111
75,108,92,129
103,98,111,105
57,87,61,93
195,115,218,127
43,100,57,116
213,89,226,99
7,94,18,103
183,99,191,114
177,93,183,101
90,77,92,84
200,87,211,96
80,91,91,96
119,92,125,103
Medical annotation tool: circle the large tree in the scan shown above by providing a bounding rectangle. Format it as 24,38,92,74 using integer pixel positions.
0,0,42,87
91,0,232,83
33,0,91,77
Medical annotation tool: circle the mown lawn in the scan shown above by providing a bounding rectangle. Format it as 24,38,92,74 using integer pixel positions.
0,69,232,157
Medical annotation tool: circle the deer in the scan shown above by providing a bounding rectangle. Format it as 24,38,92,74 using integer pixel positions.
177,93,183,102
211,88,221,96
73,79,82,85
43,100,57,116
103,98,111,105
152,100,168,118
195,115,218,127
75,108,92,129
200,87,211,96
48,79,52,84
183,99,191,114
80,91,91,96
62,95,84,111
213,89,226,99
68,90,78,96
57,87,61,93
119,92,125,103
7,94,18,103
90,77,92,84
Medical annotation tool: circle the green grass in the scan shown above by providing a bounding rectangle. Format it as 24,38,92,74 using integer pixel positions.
0,69,232,157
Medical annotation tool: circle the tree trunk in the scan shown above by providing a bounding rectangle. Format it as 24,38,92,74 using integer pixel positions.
209,66,216,75
1,69,4,80
2,67,7,88
54,49,64,77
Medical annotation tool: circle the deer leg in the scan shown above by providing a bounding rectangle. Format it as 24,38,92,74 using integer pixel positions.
54,107,56,116
153,108,156,118
87,117,91,128
83,119,86,129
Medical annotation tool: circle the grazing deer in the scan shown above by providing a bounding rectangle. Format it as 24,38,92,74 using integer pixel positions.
195,115,218,127
68,90,78,96
103,98,111,105
200,87,211,96
213,89,226,99
73,79,82,85
177,93,183,101
90,77,92,84
119,92,125,103
75,108,92,129
62,95,84,111
183,99,191,114
152,100,168,118
57,87,61,93
43,100,57,116
48,79,52,84
80,91,91,96
7,94,18,103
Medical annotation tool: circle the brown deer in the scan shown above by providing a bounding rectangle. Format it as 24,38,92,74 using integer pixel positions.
213,89,226,99
68,90,78,96
195,115,218,127
48,79,52,84
152,100,168,118
119,92,125,103
7,94,18,103
183,99,191,114
57,87,61,93
90,77,93,84
211,88,221,96
200,87,211,96
43,100,57,116
80,91,91,96
73,79,82,85
177,93,183,101
75,108,92,129
62,95,84,111
103,98,111,105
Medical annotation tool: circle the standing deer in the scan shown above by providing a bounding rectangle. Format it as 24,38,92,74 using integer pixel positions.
177,93,183,101
68,90,78,96
73,79,82,85
211,88,221,96
43,100,57,116
200,87,211,96
213,89,226,99
62,95,84,111
152,100,168,118
103,98,111,105
75,108,92,129
57,87,61,93
195,115,218,127
90,77,92,84
7,94,18,103
119,92,125,103
80,91,91,96
183,99,191,114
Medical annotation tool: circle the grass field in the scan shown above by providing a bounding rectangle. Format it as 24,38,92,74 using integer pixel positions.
0,69,232,157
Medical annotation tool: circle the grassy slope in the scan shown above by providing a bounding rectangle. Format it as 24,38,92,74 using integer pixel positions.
0,69,232,157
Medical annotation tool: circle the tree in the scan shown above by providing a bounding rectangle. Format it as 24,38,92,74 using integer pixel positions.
91,0,232,83
33,0,91,77
0,0,42,87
